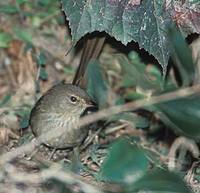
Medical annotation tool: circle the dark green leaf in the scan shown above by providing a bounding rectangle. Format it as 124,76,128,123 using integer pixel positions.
16,0,27,5
20,114,30,129
99,138,148,184
39,67,48,80
127,169,191,193
86,60,108,108
0,32,12,48
13,28,32,43
37,52,46,66
37,0,53,6
167,23,196,86
18,110,30,128
15,108,31,129
154,94,200,140
0,6,18,14
61,0,171,73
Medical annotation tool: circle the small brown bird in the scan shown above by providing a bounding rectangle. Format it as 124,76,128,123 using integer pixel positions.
30,83,95,149
30,35,104,152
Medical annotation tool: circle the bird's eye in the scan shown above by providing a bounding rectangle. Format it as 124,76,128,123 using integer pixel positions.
70,96,77,103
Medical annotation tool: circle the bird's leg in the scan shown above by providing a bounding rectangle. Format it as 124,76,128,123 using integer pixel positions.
26,148,40,160
73,146,80,160
70,146,83,174
25,138,41,160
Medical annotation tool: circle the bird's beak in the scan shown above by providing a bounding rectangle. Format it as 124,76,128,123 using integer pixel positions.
81,100,98,116
85,100,97,108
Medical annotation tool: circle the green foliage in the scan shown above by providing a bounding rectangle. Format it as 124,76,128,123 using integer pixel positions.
0,5,18,14
117,51,176,99
117,54,160,91
36,52,48,80
155,95,200,140
36,0,57,7
115,27,200,141
151,24,200,140
37,52,46,66
167,23,196,86
13,28,32,44
15,107,31,128
62,0,199,75
0,1,199,191
0,95,12,107
61,0,171,73
16,0,27,5
0,32,13,48
0,0,60,47
39,67,48,80
126,169,191,193
99,138,191,192
99,138,148,184
109,112,149,129
86,60,108,108
17,132,33,146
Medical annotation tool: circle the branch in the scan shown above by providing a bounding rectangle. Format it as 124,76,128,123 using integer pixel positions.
0,84,200,164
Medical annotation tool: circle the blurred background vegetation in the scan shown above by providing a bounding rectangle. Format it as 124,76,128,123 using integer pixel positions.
0,0,200,193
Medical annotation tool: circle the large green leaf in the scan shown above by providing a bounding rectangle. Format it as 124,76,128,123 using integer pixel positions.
126,169,191,193
154,94,200,140
167,23,196,86
61,0,170,73
99,138,148,184
86,60,108,108
99,138,190,192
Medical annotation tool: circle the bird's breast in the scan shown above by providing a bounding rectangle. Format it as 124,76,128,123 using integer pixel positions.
34,112,87,149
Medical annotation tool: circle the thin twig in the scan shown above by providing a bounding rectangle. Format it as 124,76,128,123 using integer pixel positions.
168,136,200,171
6,161,122,193
0,84,200,164
81,127,103,151
79,84,200,127
6,162,104,193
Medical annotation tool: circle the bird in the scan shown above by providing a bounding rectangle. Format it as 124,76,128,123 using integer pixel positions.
30,83,96,150
30,35,105,155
